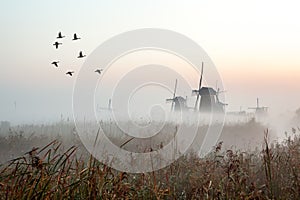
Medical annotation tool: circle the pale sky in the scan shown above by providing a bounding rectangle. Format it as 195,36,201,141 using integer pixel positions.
1,0,300,124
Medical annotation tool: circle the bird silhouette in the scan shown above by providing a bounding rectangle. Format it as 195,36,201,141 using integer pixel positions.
66,71,75,76
51,61,59,67
95,69,103,74
53,41,62,49
77,51,86,58
72,33,81,41
57,32,65,39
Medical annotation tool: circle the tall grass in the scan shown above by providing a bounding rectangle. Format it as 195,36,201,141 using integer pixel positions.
0,127,299,199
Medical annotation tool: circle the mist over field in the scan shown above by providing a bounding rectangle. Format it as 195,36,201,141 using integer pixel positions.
1,0,300,198
1,108,299,165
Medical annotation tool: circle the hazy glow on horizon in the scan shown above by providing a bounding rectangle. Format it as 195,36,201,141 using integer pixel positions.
0,0,300,123
94,49,203,112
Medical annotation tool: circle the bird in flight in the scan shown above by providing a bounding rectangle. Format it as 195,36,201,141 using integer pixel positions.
73,33,81,41
51,61,59,67
95,69,103,74
66,71,75,76
77,51,86,58
53,41,62,49
57,32,65,39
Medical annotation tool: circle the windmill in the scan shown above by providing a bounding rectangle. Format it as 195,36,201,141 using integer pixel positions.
108,98,112,111
248,98,268,115
215,80,226,102
192,62,226,113
167,79,177,111
97,98,113,112
215,88,228,112
192,62,204,111
166,79,187,111
215,81,228,112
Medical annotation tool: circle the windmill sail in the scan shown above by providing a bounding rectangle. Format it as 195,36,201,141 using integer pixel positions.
194,62,204,111
171,79,178,111
166,79,188,112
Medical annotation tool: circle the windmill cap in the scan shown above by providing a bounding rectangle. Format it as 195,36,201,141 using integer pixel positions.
199,87,217,95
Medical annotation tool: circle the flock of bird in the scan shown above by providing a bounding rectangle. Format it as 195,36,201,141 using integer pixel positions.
51,32,103,77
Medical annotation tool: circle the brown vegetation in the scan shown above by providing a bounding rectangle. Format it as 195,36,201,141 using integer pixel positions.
0,126,299,199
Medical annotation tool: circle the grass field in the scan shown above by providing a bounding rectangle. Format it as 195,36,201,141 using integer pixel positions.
0,121,299,199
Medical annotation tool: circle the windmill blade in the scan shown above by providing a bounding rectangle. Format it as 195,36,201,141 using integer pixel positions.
194,93,200,111
194,62,204,111
216,88,227,99
171,79,178,111
166,98,175,103
216,79,226,94
216,93,220,102
173,79,178,98
215,94,228,106
199,62,204,90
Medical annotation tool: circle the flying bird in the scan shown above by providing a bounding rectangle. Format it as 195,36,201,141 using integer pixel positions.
53,41,62,49
72,33,81,41
95,69,103,74
57,32,65,39
77,51,86,58
66,71,75,76
51,61,59,67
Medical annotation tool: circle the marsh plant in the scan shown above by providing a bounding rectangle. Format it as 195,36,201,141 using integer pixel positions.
0,125,299,199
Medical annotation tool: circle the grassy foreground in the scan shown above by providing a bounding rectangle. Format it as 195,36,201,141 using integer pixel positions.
0,129,299,199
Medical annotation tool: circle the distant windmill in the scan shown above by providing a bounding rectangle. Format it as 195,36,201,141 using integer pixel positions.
166,79,187,111
192,62,204,111
108,98,112,111
215,81,226,104
215,88,228,112
166,79,177,111
248,98,268,115
215,80,228,112
97,98,113,111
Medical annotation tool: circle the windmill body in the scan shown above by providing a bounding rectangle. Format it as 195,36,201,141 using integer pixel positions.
166,79,188,112
198,87,216,113
166,96,188,111
198,87,225,113
248,98,268,116
192,62,226,113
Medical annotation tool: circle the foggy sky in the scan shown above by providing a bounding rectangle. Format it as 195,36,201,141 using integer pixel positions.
1,0,300,124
